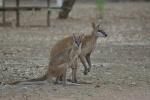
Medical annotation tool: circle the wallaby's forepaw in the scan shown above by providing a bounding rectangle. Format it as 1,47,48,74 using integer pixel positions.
88,68,91,72
84,69,89,75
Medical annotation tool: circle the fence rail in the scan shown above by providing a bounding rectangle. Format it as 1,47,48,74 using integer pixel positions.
0,0,65,27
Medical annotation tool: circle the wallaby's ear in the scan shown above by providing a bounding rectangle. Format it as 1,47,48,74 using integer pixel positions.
80,34,84,39
97,24,100,27
92,23,95,29
73,33,76,41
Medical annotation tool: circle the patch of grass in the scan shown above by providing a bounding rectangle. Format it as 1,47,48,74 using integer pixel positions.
96,0,104,18
80,89,93,96
100,79,112,85
116,73,150,88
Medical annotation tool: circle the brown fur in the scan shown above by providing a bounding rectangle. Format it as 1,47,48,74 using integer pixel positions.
50,23,107,83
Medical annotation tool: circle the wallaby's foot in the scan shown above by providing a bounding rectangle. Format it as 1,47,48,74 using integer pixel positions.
63,82,81,86
66,78,77,83
53,81,62,84
88,68,91,72
54,76,64,84
67,79,72,82
84,69,89,75
54,79,63,84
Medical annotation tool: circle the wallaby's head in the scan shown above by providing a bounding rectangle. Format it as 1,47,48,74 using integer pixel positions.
92,23,107,37
73,33,84,48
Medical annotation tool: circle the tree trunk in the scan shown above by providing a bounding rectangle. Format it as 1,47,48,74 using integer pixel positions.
58,0,76,19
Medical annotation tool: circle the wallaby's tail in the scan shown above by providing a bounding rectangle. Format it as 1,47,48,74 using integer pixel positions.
4,73,48,85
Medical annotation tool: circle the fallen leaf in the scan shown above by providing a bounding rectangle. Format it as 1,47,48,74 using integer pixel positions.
95,84,100,88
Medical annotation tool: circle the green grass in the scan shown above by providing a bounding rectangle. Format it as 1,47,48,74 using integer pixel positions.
80,88,93,96
96,0,104,18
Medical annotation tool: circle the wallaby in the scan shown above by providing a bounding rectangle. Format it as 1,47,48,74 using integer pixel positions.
3,33,84,86
50,23,107,83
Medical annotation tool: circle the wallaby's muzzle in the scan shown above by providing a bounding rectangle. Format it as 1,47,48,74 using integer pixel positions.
99,30,107,37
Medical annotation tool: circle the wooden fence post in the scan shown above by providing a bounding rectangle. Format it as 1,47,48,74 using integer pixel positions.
2,0,5,24
16,0,20,27
47,0,51,27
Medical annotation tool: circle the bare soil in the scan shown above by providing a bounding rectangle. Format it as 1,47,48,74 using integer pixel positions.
0,2,150,100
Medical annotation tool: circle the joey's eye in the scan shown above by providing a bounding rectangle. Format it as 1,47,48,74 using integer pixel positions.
75,40,78,44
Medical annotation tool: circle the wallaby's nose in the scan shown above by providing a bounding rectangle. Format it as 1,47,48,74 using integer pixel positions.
77,43,81,47
100,30,107,37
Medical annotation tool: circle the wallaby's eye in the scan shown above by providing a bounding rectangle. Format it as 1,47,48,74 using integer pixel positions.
75,40,78,44
78,40,81,44
98,30,101,32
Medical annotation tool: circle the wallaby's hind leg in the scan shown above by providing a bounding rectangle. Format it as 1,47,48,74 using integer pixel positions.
85,53,92,72
55,68,78,83
54,76,63,84
79,55,89,75
54,68,77,84
71,58,78,83
59,76,63,81
62,70,80,86
56,58,78,83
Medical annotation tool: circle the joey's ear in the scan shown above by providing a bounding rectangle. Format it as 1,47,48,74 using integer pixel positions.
92,23,95,29
73,33,76,41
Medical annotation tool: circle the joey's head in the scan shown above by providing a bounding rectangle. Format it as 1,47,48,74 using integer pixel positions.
73,33,84,48
92,23,107,37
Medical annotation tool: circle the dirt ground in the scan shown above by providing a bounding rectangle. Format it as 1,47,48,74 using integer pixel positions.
0,2,150,100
